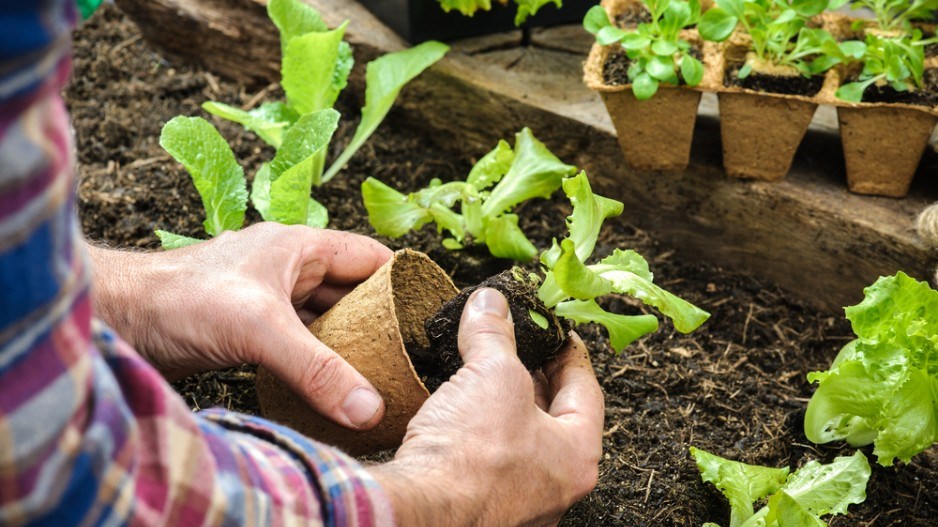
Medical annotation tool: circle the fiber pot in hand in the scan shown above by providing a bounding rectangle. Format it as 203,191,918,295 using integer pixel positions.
256,249,458,455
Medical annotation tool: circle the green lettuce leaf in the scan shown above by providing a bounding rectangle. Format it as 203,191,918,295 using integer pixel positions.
555,300,659,352
159,116,247,236
805,272,938,466
482,128,576,218
775,451,870,520
306,197,329,228
251,163,273,219
268,0,328,54
541,171,623,268
514,0,561,25
362,177,434,237
552,239,612,300
438,0,493,16
202,101,298,148
764,492,826,527
323,41,449,183
156,231,202,250
282,22,349,115
482,214,538,261
467,139,514,191
690,447,789,527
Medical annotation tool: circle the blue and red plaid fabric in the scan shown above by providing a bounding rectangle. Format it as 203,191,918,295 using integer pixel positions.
0,2,394,525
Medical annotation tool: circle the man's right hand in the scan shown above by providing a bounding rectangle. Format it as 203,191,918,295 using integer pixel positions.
370,288,605,526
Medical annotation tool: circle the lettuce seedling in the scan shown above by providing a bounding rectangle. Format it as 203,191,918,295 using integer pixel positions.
699,0,862,79
438,0,562,25
156,0,447,248
533,172,710,351
690,448,871,527
362,128,577,262
845,0,938,33
584,1,705,100
804,272,938,466
834,31,929,102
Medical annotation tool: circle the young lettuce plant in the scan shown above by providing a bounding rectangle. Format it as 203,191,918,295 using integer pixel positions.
438,0,562,25
690,448,871,527
156,0,447,248
835,32,928,102
362,128,576,262
583,1,705,100
804,272,938,466
534,172,711,352
699,0,862,80
846,0,938,33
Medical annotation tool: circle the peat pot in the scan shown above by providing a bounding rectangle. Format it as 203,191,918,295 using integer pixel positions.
358,0,592,43
256,250,459,455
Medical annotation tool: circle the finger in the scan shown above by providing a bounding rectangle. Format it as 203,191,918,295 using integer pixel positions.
532,370,550,411
296,229,393,286
457,288,518,365
259,309,385,431
543,333,604,437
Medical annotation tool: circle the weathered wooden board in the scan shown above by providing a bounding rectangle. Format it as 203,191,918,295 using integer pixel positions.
113,0,938,312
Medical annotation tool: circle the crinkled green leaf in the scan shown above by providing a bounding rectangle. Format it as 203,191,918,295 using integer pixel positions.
362,177,433,237
776,451,870,519
467,139,514,191
269,0,328,56
323,41,448,183
482,214,538,261
555,300,659,353
282,22,348,115
690,447,789,527
806,272,938,466
156,231,202,250
541,172,622,269
553,239,613,300
270,109,340,182
159,116,247,236
765,491,826,527
481,128,576,218
202,101,299,148
514,0,561,26
590,250,710,333
437,0,493,16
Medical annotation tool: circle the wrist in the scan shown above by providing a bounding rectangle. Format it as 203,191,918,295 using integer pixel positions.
368,460,478,527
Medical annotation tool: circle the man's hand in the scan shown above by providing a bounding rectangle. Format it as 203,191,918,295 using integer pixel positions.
370,288,604,526
87,223,393,431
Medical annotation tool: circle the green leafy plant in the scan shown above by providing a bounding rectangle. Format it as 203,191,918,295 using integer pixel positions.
846,0,938,32
804,272,938,466
362,128,576,262
533,171,710,352
699,0,861,79
438,0,562,25
690,448,871,527
155,0,447,248
584,1,705,100
834,31,928,102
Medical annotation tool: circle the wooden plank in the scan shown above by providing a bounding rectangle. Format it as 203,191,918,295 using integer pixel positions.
113,0,938,312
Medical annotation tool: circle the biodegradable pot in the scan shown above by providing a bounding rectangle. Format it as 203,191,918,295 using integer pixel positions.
837,106,938,197
358,0,592,43
256,250,459,455
584,43,702,171
717,91,817,181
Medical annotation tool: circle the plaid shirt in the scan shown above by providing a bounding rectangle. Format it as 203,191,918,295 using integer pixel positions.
0,1,394,525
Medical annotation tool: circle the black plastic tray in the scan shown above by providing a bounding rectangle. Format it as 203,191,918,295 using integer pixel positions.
359,0,594,42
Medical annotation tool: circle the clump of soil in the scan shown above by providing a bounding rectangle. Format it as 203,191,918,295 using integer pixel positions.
848,68,938,107
724,65,825,96
615,5,652,28
416,268,567,392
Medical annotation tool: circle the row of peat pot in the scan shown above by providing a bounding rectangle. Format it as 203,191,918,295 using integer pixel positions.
584,3,938,199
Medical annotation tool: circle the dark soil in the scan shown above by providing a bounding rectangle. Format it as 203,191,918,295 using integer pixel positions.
614,5,652,28
418,268,567,392
69,5,936,526
851,68,938,107
725,64,825,97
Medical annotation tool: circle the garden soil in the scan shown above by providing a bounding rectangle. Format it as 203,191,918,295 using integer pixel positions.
68,6,935,526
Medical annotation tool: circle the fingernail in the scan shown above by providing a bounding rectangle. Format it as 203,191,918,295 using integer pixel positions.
342,387,382,428
471,288,509,319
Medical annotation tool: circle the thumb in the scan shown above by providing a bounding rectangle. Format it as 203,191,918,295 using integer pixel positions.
260,311,385,431
457,288,519,364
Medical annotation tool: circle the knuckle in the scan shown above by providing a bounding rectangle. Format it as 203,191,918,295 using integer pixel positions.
298,351,345,400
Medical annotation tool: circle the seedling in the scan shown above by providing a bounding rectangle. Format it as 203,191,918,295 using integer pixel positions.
834,31,929,102
699,0,862,80
690,448,871,527
155,0,447,248
438,0,562,25
804,272,938,466
362,128,577,262
845,0,938,33
584,1,705,100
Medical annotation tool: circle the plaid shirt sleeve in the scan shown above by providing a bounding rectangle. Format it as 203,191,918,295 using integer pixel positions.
0,2,395,525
